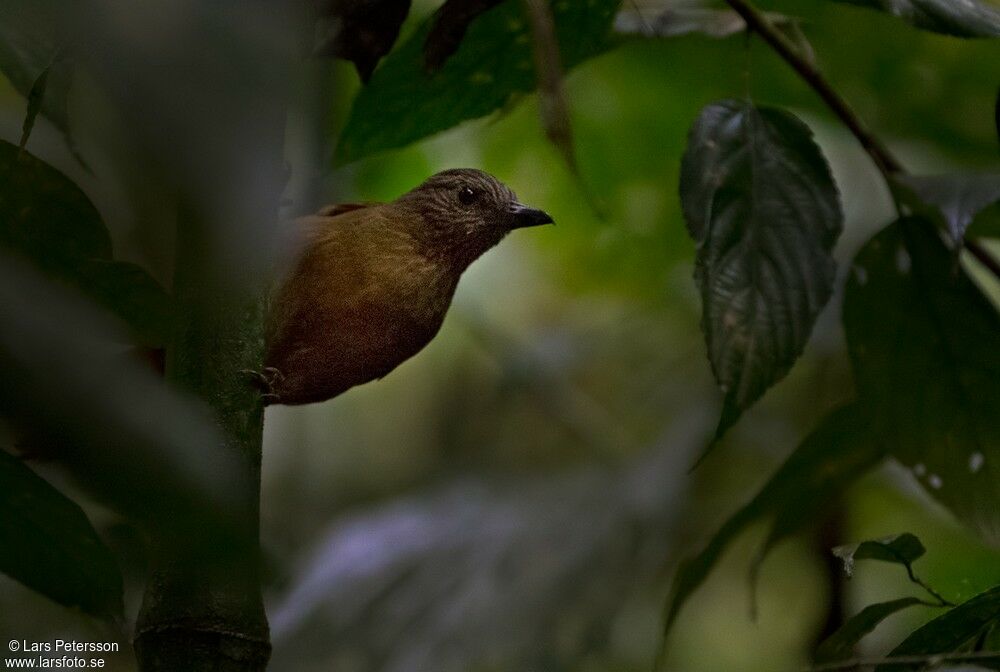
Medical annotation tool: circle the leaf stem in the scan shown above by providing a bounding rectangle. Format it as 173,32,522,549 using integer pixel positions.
723,0,1000,280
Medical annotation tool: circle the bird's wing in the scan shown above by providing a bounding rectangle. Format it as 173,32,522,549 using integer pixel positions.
314,202,378,218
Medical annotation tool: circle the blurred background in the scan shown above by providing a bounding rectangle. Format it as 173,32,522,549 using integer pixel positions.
2,0,1000,670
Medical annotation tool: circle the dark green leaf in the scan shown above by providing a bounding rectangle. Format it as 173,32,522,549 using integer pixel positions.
876,584,1000,672
0,138,110,268
896,174,1000,245
313,0,412,82
816,597,927,663
679,101,843,444
0,140,173,346
832,533,926,578
844,218,1000,545
0,450,123,620
661,406,882,642
424,0,504,71
833,0,1000,37
338,0,620,163
967,203,1000,239
74,260,175,348
0,2,74,150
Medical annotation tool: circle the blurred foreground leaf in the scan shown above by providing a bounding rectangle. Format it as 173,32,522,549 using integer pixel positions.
876,584,1000,672
832,533,926,578
270,420,699,672
0,2,74,152
0,139,110,266
833,0,1000,37
844,218,1000,545
896,174,1000,245
0,252,244,531
0,450,123,621
0,140,174,346
815,597,927,664
338,0,620,162
679,101,843,448
661,406,882,643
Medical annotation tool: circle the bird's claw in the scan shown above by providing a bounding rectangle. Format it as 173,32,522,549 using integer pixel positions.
241,367,285,402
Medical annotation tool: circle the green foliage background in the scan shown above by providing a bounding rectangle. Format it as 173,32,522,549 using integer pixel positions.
1,0,1000,670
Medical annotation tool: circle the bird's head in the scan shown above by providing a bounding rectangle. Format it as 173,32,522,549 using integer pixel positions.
396,168,553,267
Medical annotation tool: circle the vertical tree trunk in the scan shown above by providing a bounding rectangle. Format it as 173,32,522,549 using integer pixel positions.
134,204,274,671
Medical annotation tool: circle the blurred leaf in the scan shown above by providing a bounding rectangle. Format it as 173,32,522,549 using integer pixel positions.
270,418,698,672
875,584,1000,672
0,139,110,268
679,100,843,447
424,0,504,71
896,174,1000,245
833,0,1000,37
0,252,245,531
815,597,927,663
661,406,882,643
0,140,173,346
0,450,123,621
832,533,926,578
75,260,175,348
967,203,1000,239
0,2,75,152
844,218,1000,545
338,0,619,163
313,0,412,82
615,7,797,39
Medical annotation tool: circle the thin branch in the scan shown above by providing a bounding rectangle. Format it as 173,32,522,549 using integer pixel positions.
723,0,903,181
723,0,1000,280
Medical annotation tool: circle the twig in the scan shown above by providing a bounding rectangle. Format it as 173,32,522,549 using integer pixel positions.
722,0,1000,280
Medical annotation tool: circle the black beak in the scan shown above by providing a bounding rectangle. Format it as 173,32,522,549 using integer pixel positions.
509,202,554,229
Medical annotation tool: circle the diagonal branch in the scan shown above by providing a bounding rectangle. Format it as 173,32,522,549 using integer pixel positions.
723,0,1000,281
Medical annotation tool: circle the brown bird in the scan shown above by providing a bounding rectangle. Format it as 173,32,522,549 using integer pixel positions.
261,168,553,405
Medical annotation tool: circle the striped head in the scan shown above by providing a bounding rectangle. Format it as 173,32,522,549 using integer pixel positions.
395,168,553,267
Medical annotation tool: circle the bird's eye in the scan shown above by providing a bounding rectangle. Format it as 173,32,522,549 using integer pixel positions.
458,186,477,205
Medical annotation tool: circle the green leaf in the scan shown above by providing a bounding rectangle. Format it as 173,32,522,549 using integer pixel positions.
679,101,843,444
815,597,927,663
832,533,927,578
833,0,1000,37
661,406,882,644
844,218,1000,545
337,0,620,163
0,140,173,346
896,174,1000,245
0,2,74,150
0,450,123,620
876,584,1000,672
